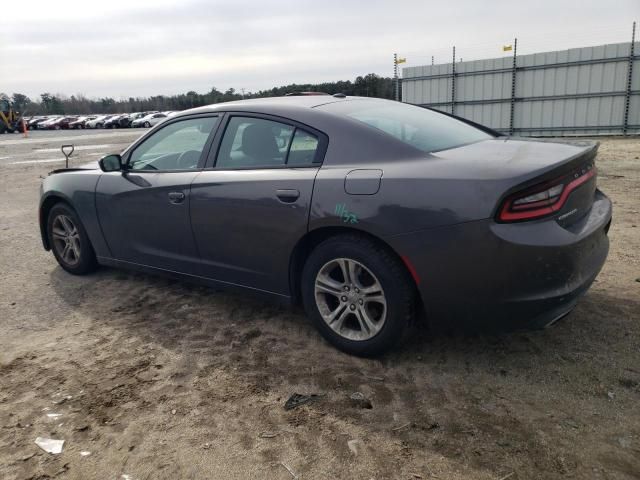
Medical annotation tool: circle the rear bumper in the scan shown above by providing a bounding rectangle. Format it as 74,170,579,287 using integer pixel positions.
389,189,612,332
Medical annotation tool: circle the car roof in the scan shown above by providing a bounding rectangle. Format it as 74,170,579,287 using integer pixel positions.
170,96,395,129
183,95,350,113
120,96,439,167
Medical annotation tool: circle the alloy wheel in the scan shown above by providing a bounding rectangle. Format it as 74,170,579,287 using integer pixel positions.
51,214,81,266
314,258,387,341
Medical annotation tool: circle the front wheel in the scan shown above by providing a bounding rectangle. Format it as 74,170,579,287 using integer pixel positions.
47,203,98,275
144,121,151,127
301,235,415,356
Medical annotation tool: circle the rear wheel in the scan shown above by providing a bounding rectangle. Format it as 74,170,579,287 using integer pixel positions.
301,234,415,356
47,203,98,275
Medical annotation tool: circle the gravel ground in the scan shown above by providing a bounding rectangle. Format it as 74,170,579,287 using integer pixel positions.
0,130,638,480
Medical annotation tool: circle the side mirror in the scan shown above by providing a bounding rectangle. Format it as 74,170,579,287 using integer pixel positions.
99,154,123,172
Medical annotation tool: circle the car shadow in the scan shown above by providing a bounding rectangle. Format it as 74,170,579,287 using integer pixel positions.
47,265,640,478
48,264,637,371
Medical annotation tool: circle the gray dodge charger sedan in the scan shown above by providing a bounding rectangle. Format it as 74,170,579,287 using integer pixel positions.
39,96,612,356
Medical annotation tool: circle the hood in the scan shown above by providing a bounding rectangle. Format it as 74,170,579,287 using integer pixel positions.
48,161,100,175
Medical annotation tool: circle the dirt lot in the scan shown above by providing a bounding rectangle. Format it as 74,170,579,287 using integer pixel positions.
0,131,638,480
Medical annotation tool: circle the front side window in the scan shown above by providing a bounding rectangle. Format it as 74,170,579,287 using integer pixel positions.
216,116,320,168
318,100,492,153
128,116,218,171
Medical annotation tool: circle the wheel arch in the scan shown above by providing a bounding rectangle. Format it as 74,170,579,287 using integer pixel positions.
288,226,421,306
39,193,73,250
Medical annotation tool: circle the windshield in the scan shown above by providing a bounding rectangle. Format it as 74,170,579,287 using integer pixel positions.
318,100,493,152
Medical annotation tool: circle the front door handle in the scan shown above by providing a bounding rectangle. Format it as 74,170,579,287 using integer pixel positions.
276,189,300,203
168,191,186,204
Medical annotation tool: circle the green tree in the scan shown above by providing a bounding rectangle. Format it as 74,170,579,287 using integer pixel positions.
11,93,31,112
10,73,396,117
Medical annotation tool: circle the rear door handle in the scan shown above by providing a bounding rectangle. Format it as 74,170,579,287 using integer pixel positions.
168,191,186,204
276,189,300,203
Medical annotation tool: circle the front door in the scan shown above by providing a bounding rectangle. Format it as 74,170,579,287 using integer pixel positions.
96,115,219,273
190,114,327,296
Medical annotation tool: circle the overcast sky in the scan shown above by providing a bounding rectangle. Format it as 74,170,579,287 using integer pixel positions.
2,0,637,100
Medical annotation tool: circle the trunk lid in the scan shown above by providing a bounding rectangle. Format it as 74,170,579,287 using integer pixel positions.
430,137,599,226
431,137,597,182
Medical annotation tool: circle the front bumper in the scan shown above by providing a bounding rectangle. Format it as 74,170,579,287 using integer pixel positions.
389,190,612,332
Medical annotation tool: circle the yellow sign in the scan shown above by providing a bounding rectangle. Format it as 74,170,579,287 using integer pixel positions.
503,45,513,52
396,57,407,64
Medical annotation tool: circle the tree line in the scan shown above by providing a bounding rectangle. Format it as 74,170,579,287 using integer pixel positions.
1,73,397,116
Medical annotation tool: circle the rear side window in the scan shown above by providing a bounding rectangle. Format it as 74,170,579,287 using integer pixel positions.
215,116,319,168
318,100,492,152
288,129,319,165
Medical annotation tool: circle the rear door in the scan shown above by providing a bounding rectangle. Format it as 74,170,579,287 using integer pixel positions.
190,113,327,296
96,114,220,272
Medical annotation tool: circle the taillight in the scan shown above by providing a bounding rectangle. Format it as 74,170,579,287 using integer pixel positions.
498,165,596,222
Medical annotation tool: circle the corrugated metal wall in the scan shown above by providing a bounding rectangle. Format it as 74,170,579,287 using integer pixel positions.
402,42,639,136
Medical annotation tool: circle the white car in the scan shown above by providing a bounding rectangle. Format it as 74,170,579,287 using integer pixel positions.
37,117,62,129
132,113,167,128
85,115,110,129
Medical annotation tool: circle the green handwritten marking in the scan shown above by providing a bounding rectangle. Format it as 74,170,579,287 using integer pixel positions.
334,203,358,224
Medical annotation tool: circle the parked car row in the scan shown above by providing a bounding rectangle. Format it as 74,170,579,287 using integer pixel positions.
25,111,178,130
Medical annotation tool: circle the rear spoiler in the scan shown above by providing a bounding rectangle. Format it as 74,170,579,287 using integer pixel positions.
420,105,504,137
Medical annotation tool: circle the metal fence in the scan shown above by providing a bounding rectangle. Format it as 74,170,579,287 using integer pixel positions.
401,38,639,136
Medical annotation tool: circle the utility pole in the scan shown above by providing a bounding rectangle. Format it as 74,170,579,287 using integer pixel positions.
394,53,399,101
623,21,636,135
451,46,456,115
509,38,518,135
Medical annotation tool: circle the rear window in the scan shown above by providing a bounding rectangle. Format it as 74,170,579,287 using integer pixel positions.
318,100,492,152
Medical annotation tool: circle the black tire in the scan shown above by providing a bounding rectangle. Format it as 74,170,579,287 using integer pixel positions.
47,203,98,275
144,121,150,128
301,234,415,356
